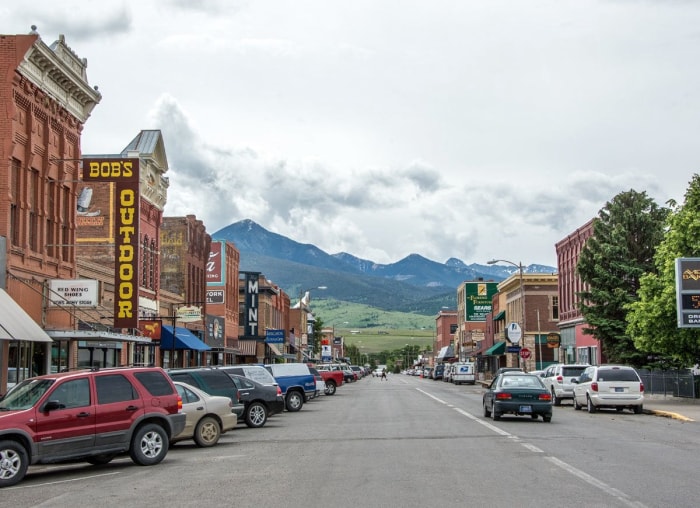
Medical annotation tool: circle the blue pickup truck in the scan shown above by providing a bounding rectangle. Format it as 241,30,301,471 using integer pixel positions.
264,363,317,412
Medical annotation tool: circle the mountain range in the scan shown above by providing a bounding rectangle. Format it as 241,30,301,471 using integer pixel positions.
213,219,557,315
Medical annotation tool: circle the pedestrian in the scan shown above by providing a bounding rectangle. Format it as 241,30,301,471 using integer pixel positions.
381,368,387,381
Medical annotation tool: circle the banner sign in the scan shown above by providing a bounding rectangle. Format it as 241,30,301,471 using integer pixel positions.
82,158,140,329
242,271,260,338
206,241,225,285
206,289,225,304
138,320,161,341
206,314,225,348
49,279,98,307
265,329,285,344
465,281,499,322
675,258,700,328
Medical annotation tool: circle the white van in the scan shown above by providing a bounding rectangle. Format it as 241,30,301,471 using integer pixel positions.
451,362,476,385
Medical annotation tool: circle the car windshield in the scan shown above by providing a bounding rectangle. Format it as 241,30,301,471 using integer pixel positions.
499,375,544,388
562,367,587,377
0,378,55,410
597,369,640,382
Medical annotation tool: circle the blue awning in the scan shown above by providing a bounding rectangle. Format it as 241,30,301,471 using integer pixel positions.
160,325,211,351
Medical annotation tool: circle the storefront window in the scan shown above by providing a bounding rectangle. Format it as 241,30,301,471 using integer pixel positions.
51,340,69,373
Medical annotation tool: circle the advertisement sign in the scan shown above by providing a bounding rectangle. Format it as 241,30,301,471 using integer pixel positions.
465,281,499,322
82,158,140,329
177,305,202,323
242,271,260,338
206,315,225,348
547,332,561,348
265,329,285,344
206,289,225,304
49,279,99,307
321,345,332,362
206,241,225,285
676,258,700,328
138,320,161,342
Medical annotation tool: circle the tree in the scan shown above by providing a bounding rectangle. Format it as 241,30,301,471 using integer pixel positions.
627,175,700,365
577,189,669,366
310,316,325,355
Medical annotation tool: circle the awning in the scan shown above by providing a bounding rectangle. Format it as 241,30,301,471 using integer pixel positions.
493,310,506,321
485,341,506,356
437,345,455,360
47,330,152,344
267,343,283,356
160,325,211,351
237,340,258,355
0,289,52,342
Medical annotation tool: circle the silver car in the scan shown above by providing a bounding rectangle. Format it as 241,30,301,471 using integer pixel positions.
572,365,644,414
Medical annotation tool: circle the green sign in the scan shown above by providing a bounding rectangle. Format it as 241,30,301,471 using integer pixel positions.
465,281,499,322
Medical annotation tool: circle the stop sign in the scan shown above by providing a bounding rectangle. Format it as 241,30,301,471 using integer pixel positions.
519,348,531,359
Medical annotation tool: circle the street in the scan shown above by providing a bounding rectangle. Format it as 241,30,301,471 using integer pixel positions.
4,374,699,508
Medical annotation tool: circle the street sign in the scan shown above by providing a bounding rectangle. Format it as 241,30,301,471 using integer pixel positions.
265,329,285,344
506,346,521,353
507,322,522,343
519,348,531,359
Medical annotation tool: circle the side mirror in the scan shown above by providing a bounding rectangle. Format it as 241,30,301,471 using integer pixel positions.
43,400,64,412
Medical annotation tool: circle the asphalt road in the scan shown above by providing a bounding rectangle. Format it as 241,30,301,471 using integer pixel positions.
4,374,700,508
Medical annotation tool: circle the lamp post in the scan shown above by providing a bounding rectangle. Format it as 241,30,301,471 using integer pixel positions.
487,259,525,368
296,285,327,362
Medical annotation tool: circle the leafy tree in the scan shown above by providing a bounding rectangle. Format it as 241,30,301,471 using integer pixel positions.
310,316,324,355
577,189,669,366
627,175,700,365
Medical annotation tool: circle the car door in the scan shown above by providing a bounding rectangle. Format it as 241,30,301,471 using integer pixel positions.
34,377,95,460
93,373,145,448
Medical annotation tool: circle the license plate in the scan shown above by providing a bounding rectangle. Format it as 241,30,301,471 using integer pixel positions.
614,387,624,392
519,405,532,413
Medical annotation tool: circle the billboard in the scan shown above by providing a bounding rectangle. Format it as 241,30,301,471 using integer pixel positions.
675,258,700,328
465,281,499,322
81,158,140,329
48,279,99,307
206,314,225,348
206,241,225,285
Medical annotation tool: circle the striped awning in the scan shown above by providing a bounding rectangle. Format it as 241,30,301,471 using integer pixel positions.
237,340,258,355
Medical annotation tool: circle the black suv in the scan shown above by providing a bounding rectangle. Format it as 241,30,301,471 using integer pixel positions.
0,367,185,487
167,368,245,420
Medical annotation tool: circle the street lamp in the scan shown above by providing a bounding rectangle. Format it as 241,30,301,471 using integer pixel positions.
296,285,327,362
487,259,526,368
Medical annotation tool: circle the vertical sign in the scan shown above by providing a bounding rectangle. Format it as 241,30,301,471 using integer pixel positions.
242,271,260,338
465,281,498,322
207,241,224,285
82,158,140,329
675,258,700,328
206,314,225,348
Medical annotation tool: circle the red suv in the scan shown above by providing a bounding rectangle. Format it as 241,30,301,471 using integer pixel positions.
0,367,185,487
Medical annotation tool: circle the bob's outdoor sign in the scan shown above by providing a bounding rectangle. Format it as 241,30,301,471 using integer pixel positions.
82,158,140,329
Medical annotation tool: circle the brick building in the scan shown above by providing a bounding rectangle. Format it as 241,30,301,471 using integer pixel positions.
0,30,100,392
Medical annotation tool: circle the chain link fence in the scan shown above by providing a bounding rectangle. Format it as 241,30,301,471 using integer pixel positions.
637,369,698,398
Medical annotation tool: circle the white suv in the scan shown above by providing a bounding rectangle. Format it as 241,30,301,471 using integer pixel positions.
572,365,644,414
542,364,589,406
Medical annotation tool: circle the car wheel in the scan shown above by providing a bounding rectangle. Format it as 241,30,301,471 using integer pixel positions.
286,391,304,412
586,396,597,414
86,453,117,465
130,423,169,465
492,407,501,421
573,393,582,410
543,415,552,423
552,389,561,406
194,416,222,447
245,402,268,428
325,381,336,396
616,406,624,412
0,440,29,488
483,402,491,418
633,404,643,414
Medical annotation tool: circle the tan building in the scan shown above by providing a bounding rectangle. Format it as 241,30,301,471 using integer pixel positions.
0,30,101,392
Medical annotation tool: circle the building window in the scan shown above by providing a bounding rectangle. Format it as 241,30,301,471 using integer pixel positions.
10,159,20,246
46,179,57,258
28,169,39,252
142,236,149,287
61,186,71,261
150,239,156,290
551,296,559,320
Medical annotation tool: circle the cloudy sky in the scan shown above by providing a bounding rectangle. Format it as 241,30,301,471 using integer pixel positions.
5,1,700,267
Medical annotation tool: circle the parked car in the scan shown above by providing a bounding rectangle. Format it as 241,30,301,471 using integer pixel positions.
443,364,454,382
541,363,590,406
219,371,285,427
218,365,277,386
171,381,238,447
0,366,185,487
350,365,364,378
572,365,644,414
314,365,344,395
451,362,476,385
167,368,245,420
432,364,444,380
483,372,553,422
308,367,326,398
264,363,316,412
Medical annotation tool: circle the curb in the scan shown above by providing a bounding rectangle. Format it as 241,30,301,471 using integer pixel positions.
645,408,695,422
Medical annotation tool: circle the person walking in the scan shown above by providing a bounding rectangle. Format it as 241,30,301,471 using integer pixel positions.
381,368,387,381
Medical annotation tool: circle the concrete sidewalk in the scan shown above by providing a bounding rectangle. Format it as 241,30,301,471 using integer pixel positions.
642,394,700,422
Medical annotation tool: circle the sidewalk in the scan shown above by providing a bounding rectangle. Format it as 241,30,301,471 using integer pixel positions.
642,394,700,422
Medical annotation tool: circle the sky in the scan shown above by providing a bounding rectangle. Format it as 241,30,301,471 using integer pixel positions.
5,0,700,267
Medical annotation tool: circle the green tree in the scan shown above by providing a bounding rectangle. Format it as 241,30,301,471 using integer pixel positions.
627,175,700,365
310,316,325,355
577,189,669,366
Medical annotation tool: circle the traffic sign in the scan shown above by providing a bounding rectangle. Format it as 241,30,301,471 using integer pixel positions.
507,322,522,343
519,348,531,359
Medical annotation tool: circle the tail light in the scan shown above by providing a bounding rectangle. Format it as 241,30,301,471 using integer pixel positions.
539,393,552,401
228,399,233,408
177,395,183,412
591,382,598,392
640,382,644,393
556,375,563,383
496,393,512,400
277,386,282,396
